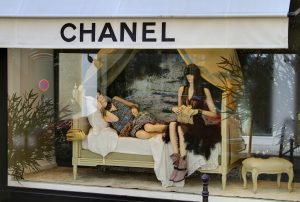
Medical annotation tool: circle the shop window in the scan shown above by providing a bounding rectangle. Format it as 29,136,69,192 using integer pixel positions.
6,48,300,201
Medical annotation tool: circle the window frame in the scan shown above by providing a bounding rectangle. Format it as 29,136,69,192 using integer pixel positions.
1,47,300,202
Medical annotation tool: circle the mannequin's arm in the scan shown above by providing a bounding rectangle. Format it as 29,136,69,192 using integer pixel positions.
113,96,139,109
178,86,184,107
103,110,119,122
202,88,218,117
172,86,184,113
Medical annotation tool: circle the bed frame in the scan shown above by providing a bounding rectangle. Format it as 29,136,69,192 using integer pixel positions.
71,92,250,190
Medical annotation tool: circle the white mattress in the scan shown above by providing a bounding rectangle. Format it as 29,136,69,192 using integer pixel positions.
82,135,154,155
82,134,221,156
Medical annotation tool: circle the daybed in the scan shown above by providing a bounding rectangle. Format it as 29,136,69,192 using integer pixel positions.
71,91,249,190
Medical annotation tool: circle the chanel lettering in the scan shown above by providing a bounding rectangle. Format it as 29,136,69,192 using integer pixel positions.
60,22,175,43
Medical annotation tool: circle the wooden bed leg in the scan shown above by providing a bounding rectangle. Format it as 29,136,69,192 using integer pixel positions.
222,173,227,190
73,165,78,180
242,166,247,189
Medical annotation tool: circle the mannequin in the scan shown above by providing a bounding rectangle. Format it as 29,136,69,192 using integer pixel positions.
97,91,167,139
168,64,221,182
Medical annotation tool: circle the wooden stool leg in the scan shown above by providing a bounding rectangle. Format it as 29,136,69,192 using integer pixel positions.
242,166,247,188
277,173,281,188
252,169,258,193
287,168,294,192
73,165,78,180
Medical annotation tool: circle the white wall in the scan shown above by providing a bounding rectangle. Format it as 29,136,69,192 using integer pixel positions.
8,49,54,97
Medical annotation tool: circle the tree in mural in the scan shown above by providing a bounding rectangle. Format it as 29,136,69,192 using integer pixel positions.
8,90,70,180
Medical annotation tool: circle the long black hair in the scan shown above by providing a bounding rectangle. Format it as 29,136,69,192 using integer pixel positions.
183,63,203,97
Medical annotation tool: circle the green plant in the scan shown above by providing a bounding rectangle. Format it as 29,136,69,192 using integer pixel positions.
217,55,250,122
8,90,70,180
217,53,274,124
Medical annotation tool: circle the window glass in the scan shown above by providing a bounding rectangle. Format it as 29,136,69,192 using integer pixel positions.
7,48,300,201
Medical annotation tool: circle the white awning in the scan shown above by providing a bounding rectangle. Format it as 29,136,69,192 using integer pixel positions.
0,0,291,49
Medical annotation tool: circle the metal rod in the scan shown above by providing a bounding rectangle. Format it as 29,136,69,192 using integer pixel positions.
288,7,300,17
201,174,209,202
279,125,286,157
290,138,294,163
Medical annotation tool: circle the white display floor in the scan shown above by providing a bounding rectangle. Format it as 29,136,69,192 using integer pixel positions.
8,166,298,201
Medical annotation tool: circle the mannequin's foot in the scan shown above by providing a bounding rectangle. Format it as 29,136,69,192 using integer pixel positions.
172,156,187,182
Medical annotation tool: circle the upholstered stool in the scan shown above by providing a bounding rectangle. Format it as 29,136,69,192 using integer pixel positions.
242,157,294,193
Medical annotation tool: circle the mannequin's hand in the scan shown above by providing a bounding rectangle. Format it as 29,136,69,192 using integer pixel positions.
172,106,178,113
97,95,107,108
97,101,102,109
172,106,184,114
131,107,139,117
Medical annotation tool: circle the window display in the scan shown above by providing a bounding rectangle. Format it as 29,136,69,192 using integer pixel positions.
5,48,300,201
1,1,298,201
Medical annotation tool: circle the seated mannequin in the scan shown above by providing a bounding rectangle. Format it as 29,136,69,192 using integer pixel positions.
97,91,167,139
166,64,221,182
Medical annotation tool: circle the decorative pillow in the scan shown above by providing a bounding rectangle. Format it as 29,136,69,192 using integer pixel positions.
66,128,86,141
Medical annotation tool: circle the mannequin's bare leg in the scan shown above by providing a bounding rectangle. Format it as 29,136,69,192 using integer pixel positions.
169,122,179,154
135,130,160,139
172,125,188,182
144,123,167,133
169,122,180,181
178,126,187,157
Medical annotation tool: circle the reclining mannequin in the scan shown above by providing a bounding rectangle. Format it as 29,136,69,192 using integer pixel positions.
97,91,167,139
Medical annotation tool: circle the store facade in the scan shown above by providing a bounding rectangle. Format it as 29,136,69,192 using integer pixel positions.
1,0,300,201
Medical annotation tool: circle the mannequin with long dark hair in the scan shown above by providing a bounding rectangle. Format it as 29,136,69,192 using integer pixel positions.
168,64,221,182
